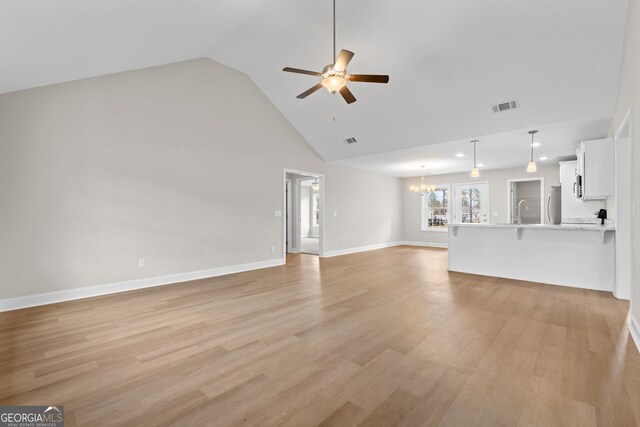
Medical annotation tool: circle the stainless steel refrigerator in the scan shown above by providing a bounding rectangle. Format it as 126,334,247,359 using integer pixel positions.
547,185,561,224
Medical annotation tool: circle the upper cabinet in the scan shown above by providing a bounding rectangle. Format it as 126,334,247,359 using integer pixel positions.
578,138,614,200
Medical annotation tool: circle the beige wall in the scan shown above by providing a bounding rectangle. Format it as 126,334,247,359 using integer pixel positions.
0,58,402,300
402,165,560,245
611,0,640,322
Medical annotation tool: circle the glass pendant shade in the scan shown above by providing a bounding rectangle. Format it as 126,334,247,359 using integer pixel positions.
527,161,537,173
471,167,480,177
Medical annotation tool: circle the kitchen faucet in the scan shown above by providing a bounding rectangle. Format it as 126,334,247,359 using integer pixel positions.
516,199,529,224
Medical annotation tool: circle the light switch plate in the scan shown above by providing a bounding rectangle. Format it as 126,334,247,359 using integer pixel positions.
275,210,282,217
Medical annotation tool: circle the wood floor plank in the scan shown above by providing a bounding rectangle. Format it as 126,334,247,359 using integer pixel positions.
0,246,637,426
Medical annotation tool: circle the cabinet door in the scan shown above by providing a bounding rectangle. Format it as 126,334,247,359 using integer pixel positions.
559,161,601,222
582,139,614,200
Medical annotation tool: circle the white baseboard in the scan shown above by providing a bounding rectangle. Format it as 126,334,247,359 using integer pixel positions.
0,258,285,313
399,241,448,249
322,242,402,258
631,314,640,354
322,241,448,258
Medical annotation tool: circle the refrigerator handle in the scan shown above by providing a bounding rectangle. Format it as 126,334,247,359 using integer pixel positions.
547,193,551,222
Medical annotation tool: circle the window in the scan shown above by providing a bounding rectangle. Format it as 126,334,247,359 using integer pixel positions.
421,186,449,231
453,182,488,224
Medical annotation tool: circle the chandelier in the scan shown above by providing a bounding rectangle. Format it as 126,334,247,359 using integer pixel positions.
409,166,435,195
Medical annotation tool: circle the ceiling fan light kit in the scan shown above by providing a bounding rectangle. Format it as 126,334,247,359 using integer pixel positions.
282,0,389,104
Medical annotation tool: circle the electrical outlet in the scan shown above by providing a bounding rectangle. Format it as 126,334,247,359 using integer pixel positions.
138,259,145,268
275,210,282,217
270,245,276,253
333,211,338,217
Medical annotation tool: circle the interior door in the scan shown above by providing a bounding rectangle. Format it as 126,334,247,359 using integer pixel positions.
453,183,488,224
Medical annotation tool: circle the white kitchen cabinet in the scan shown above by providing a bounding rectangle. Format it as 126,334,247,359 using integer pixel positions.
560,161,601,222
579,138,614,200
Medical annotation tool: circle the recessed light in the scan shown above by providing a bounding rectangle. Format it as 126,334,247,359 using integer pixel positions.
531,142,541,147
477,163,484,167
455,153,464,158
539,156,547,161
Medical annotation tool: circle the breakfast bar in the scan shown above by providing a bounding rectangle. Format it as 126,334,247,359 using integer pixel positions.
447,223,616,292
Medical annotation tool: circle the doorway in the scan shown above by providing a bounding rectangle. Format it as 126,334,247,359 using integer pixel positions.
452,182,489,224
508,178,544,224
615,110,632,300
283,169,324,259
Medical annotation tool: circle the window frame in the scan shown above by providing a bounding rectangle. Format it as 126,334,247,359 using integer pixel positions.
420,184,451,232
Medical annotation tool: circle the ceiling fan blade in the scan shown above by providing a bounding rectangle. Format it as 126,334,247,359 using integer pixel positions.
347,74,389,83
339,86,357,104
283,67,322,77
296,83,324,99
334,50,354,71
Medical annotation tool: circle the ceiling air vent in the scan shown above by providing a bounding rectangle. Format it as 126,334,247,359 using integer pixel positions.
492,100,519,113
344,137,358,145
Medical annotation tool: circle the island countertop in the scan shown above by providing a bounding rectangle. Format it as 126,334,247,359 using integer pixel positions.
448,223,615,231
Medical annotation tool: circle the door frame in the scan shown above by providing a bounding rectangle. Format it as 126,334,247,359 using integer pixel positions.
507,177,545,224
283,169,325,259
285,179,293,253
452,181,490,224
615,109,633,301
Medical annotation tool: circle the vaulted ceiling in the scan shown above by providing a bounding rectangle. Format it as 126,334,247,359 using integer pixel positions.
0,0,628,175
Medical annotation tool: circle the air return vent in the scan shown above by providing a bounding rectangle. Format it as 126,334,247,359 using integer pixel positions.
492,100,519,113
344,137,358,144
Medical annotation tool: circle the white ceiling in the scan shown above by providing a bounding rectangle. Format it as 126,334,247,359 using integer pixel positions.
335,118,611,177
0,0,628,171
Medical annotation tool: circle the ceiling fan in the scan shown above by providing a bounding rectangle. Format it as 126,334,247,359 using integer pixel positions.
282,0,389,104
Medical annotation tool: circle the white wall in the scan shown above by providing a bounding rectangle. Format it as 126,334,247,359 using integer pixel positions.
402,165,560,245
0,58,403,301
610,0,640,342
324,164,403,251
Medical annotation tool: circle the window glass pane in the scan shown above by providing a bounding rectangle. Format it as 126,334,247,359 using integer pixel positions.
422,187,448,230
459,187,482,223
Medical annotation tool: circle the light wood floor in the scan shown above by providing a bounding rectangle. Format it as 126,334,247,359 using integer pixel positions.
1,247,639,426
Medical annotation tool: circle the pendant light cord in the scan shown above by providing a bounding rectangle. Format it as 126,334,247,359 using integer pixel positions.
530,133,534,161
471,140,479,168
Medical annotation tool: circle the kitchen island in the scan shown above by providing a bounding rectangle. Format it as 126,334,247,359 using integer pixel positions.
448,223,615,292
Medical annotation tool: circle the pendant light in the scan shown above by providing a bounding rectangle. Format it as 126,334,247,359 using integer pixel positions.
527,130,538,173
470,140,480,177
311,178,320,191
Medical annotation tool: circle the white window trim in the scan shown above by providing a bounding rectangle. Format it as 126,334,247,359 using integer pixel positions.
421,184,451,233
506,177,545,225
